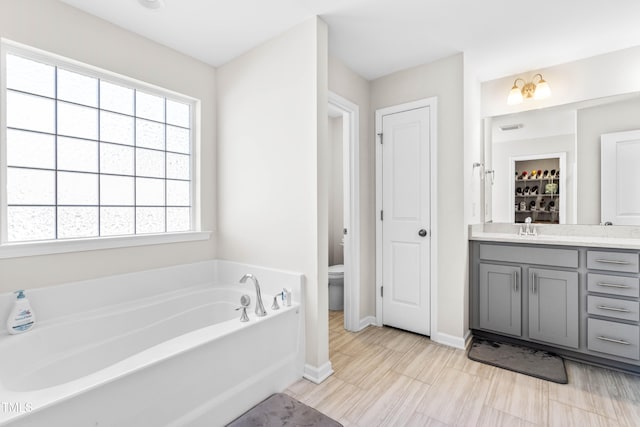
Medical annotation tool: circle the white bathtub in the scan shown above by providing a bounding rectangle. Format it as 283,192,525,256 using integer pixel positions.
0,260,305,426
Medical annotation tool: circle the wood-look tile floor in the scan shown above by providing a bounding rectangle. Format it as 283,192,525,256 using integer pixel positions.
285,311,640,427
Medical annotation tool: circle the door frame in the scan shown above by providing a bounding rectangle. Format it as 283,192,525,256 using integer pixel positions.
375,97,438,336
328,91,361,332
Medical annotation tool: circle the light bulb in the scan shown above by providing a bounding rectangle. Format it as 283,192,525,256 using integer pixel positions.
507,85,523,105
534,79,551,100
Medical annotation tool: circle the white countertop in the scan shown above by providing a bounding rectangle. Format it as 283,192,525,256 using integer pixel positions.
469,223,640,250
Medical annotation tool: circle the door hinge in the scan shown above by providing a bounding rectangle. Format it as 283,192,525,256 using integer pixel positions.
381,286,384,297
380,210,384,221
378,132,383,144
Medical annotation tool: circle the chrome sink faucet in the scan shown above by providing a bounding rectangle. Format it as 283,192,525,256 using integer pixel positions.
519,217,537,236
239,274,267,317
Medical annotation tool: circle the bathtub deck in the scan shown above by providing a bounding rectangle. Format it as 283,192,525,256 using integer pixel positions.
285,311,640,427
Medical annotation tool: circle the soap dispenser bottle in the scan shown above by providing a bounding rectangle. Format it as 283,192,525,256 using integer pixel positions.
6,290,35,334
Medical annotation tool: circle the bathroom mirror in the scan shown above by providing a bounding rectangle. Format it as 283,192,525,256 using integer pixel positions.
484,92,640,225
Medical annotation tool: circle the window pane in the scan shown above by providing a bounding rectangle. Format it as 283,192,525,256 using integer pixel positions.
58,137,98,173
136,119,164,150
7,129,55,169
167,153,189,180
7,207,55,242
166,100,190,127
100,207,134,236
6,54,55,97
167,207,190,232
58,207,98,239
136,178,164,206
57,68,98,107
57,171,98,205
101,111,134,145
136,207,165,234
7,168,55,205
7,91,55,133
100,81,134,115
101,175,134,206
136,91,164,121
100,143,134,175
166,180,190,206
166,125,189,154
136,148,165,178
58,101,98,140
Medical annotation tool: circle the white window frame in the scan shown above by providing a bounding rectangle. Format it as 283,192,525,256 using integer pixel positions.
0,39,210,259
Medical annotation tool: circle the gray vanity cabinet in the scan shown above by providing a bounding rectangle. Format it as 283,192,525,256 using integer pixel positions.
528,268,579,348
479,263,521,336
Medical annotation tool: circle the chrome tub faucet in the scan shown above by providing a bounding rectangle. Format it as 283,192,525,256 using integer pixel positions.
239,274,267,317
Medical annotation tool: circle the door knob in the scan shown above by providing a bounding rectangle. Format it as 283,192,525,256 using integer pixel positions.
418,229,427,237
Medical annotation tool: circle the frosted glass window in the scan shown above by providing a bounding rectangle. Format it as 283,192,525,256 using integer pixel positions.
167,153,190,180
58,101,98,140
101,175,134,206
100,143,134,175
57,172,98,205
166,100,190,128
136,119,165,150
6,54,55,98
100,81,134,115
2,44,195,243
57,69,98,107
101,111,134,145
7,91,55,134
166,180,190,206
7,130,55,169
7,168,55,205
58,137,98,173
136,178,164,206
136,207,165,234
57,207,99,239
137,148,165,178
167,208,190,232
101,207,135,236
136,91,164,122
167,126,190,154
7,207,55,242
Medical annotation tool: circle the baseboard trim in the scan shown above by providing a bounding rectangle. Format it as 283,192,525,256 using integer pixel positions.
303,361,333,384
358,316,377,331
432,330,468,350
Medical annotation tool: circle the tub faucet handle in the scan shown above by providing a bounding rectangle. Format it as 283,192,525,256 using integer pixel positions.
235,306,250,322
271,295,280,310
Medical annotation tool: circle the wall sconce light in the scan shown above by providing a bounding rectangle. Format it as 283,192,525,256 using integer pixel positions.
507,73,551,105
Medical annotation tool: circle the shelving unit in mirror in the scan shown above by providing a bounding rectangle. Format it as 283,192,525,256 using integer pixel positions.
515,158,560,224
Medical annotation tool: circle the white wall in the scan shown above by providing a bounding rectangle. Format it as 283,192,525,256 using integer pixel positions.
0,0,217,293
371,54,466,341
577,97,640,224
328,117,344,266
327,56,374,321
216,18,329,370
482,45,640,118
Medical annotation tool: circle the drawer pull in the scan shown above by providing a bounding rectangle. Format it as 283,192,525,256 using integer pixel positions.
595,259,631,265
597,305,631,313
597,336,631,345
513,271,519,292
598,282,631,289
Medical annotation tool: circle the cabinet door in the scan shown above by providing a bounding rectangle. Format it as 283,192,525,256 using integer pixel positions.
529,268,579,348
479,263,521,336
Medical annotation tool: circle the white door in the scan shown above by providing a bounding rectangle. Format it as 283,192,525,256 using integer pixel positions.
381,107,431,335
602,130,640,225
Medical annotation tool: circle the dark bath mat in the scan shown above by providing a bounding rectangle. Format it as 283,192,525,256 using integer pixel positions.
226,393,343,427
468,337,568,384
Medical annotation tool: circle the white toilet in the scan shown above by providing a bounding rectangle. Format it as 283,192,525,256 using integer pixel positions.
328,264,344,311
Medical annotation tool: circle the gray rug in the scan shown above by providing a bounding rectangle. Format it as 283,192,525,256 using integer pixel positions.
226,393,343,427
468,338,568,384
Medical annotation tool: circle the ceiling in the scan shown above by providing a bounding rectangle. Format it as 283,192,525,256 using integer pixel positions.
59,0,640,81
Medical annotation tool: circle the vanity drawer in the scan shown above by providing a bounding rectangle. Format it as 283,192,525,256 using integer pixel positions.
587,250,639,273
479,244,577,268
588,318,640,360
588,295,639,322
587,273,640,298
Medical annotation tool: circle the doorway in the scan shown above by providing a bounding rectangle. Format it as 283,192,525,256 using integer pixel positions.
328,92,360,332
375,98,438,336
